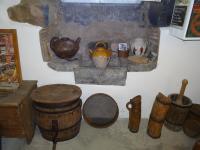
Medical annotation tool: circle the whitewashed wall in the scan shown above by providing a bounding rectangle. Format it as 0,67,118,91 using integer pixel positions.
0,0,200,118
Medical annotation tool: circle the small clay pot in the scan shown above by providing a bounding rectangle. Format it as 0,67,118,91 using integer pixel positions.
118,50,129,58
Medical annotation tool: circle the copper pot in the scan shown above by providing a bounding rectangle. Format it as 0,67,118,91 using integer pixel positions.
50,37,81,59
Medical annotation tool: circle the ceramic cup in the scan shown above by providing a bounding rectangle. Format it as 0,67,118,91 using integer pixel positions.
117,43,129,58
131,38,147,56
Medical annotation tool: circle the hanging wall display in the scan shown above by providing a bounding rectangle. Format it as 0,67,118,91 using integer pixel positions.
0,29,22,91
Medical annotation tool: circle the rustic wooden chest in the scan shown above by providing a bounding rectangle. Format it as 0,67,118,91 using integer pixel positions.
0,80,37,144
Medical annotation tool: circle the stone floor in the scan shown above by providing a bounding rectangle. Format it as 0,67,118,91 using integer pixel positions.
2,119,197,150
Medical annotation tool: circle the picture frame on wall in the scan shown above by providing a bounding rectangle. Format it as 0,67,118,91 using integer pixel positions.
0,29,22,92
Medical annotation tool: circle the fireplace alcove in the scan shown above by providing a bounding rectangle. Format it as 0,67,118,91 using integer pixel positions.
7,0,173,85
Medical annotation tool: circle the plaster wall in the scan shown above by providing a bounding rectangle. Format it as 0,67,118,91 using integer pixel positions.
1,0,200,118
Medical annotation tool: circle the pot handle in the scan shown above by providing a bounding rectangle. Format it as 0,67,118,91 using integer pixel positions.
50,37,59,50
126,102,132,111
89,49,93,55
76,37,81,44
60,37,70,41
95,41,107,49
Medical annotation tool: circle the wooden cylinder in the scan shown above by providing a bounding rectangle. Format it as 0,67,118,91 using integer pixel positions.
165,94,192,131
147,118,163,139
193,140,200,150
147,92,171,138
31,84,82,142
183,104,200,137
126,95,141,133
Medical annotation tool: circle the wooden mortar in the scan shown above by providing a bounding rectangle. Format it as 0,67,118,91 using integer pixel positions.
165,79,193,131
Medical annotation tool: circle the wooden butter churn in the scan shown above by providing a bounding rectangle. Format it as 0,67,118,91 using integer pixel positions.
147,92,171,138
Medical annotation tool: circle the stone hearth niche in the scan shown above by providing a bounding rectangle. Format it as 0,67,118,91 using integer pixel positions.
8,0,162,85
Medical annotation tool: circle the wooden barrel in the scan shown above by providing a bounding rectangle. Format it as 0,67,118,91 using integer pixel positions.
31,84,82,142
183,104,200,137
147,92,171,138
126,95,141,133
165,94,192,131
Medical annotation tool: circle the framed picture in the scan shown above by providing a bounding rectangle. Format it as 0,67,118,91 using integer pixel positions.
0,29,22,90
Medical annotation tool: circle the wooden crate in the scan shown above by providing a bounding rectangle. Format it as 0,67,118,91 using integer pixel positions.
0,80,37,144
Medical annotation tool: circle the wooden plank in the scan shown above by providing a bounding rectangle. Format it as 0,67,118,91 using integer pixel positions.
20,97,36,144
0,80,37,106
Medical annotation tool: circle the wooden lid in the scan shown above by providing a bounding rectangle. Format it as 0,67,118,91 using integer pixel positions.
83,93,119,128
31,84,81,105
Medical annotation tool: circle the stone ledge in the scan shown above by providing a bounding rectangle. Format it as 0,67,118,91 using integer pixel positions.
48,59,79,72
128,60,157,72
74,67,127,85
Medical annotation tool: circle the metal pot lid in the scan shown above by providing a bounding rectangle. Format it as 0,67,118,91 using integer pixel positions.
83,93,119,128
31,84,82,105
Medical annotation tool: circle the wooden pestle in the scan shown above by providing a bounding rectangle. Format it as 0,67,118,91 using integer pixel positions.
176,79,188,105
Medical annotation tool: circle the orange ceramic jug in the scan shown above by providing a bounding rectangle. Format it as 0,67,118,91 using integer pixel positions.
90,42,112,69
90,42,112,58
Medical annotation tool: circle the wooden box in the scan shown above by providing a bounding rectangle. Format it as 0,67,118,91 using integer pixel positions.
0,80,37,144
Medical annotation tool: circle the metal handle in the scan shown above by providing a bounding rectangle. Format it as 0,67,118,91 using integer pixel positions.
50,37,59,50
95,41,107,49
52,120,58,150
126,102,132,111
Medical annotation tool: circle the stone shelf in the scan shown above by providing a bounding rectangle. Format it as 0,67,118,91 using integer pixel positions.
47,58,79,72
74,67,127,85
128,60,157,72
